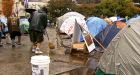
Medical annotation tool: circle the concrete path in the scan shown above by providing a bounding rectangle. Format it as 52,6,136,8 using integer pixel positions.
0,28,98,75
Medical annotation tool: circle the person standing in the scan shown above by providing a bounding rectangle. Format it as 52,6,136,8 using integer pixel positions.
8,14,21,47
29,7,48,54
0,21,4,47
0,10,11,44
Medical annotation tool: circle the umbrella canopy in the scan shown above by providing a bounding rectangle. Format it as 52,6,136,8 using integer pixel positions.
25,8,36,14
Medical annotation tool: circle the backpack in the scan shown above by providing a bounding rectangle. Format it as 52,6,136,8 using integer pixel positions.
11,17,18,26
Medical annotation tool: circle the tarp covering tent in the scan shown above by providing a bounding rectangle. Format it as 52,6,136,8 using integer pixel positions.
80,17,108,41
86,17,108,36
56,12,85,30
96,21,126,48
97,16,140,75
60,16,88,35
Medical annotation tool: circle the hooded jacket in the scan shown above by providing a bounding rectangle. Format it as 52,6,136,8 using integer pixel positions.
29,9,47,32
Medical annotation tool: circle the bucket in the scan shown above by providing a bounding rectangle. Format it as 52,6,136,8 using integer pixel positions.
31,55,50,75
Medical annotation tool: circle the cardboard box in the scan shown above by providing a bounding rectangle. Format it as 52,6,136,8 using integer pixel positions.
72,42,88,53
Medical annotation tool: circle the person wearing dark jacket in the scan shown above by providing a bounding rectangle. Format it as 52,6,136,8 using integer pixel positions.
29,7,47,54
8,15,21,47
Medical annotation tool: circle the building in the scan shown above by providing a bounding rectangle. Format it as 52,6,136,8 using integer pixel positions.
25,0,50,9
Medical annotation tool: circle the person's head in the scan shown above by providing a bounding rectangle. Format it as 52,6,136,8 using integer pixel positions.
41,6,48,13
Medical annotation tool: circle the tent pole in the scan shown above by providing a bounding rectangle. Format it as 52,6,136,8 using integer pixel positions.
78,23,106,50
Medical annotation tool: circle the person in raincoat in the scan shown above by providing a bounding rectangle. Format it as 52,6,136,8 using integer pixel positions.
29,7,48,54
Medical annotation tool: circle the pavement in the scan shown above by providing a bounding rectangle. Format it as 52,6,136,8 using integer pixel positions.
0,27,100,75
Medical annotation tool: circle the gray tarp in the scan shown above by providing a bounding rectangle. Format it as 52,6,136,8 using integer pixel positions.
98,16,140,75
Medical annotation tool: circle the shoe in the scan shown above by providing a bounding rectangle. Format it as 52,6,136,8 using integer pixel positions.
12,45,15,48
0,44,3,47
16,42,21,45
35,48,43,54
32,48,36,53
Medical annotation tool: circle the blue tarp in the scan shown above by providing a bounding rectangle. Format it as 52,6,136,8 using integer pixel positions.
80,17,108,41
95,23,121,48
86,17,108,36
95,25,112,46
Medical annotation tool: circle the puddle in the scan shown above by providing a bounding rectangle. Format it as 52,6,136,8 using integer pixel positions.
56,67,95,75
55,52,99,75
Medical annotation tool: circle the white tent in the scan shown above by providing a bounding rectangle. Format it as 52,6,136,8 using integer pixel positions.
56,12,85,29
63,12,85,19
98,16,140,75
60,16,88,35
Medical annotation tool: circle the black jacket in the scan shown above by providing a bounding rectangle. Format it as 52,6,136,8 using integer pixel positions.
29,9,47,32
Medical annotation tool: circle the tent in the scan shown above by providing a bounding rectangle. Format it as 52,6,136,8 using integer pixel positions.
96,16,140,75
86,17,108,36
63,12,85,19
126,15,140,24
96,21,126,48
60,16,88,35
56,12,85,30
80,17,108,41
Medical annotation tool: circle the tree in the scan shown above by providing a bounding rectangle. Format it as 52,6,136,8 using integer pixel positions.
75,3,96,17
47,0,76,22
2,0,14,17
133,0,140,3
94,0,140,17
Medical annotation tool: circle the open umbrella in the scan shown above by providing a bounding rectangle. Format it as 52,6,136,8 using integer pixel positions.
25,8,36,14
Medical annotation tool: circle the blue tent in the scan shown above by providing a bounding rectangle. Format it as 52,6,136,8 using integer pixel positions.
95,22,123,48
86,17,108,36
102,24,121,48
95,25,112,46
80,17,108,41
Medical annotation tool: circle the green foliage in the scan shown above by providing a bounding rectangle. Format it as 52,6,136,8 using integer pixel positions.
47,0,76,22
47,0,140,22
94,0,140,17
75,4,96,17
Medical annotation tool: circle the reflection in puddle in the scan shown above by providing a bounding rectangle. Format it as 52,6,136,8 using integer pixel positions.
56,52,99,75
56,67,95,75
